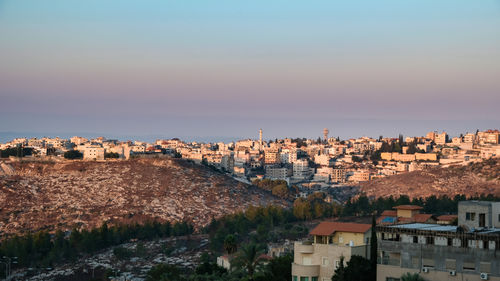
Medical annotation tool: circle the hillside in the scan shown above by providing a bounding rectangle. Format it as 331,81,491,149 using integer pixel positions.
0,158,288,236
360,158,500,199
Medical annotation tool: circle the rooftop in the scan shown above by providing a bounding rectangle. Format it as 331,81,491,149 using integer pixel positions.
310,222,371,236
393,205,423,210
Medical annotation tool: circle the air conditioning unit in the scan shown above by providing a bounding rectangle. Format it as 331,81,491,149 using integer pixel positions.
449,270,456,276
422,267,430,273
480,273,489,280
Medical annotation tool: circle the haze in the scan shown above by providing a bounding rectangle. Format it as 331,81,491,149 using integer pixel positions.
1,0,499,141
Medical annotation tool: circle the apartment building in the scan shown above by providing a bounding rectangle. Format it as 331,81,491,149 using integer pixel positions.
376,223,500,281
331,168,346,183
265,165,292,181
292,222,372,281
293,158,313,180
264,148,280,165
377,201,500,281
435,132,448,145
83,145,105,160
458,201,500,229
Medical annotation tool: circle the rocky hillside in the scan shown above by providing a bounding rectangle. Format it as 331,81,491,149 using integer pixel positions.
361,158,500,199
0,158,288,236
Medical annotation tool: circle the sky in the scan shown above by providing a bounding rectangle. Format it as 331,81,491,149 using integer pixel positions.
1,0,499,142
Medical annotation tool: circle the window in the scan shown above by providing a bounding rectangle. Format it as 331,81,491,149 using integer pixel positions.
300,277,309,281
312,277,318,281
322,257,329,266
335,260,341,268
466,212,476,221
386,278,400,281
498,213,500,222
413,236,418,243
293,276,298,281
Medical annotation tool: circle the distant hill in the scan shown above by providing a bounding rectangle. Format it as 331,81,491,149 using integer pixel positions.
0,158,288,236
360,158,500,199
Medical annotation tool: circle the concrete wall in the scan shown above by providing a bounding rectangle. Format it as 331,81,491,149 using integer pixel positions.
458,201,495,229
377,240,500,281
292,241,369,281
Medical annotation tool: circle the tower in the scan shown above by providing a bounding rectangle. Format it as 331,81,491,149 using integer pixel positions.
259,129,263,150
323,128,329,142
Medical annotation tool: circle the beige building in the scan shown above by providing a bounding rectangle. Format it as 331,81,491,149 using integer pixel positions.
83,145,105,160
435,132,448,145
264,148,280,164
292,222,372,281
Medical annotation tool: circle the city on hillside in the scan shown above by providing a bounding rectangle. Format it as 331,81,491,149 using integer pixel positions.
1,129,499,200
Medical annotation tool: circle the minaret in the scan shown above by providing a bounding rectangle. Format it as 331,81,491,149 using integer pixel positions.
323,128,329,142
259,129,263,151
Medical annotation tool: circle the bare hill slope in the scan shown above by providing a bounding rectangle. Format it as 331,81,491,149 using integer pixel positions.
360,158,500,199
0,158,287,236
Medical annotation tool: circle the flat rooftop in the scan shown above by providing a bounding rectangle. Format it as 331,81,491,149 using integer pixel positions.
385,223,500,235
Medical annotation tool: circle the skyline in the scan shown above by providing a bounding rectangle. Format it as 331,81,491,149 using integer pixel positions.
1,1,500,139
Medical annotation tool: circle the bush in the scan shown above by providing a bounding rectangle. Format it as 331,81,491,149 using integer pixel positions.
64,150,83,159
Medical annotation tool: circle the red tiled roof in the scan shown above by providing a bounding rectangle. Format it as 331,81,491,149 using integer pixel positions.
258,254,273,261
381,210,397,216
437,215,458,221
393,205,423,210
413,214,435,223
310,222,371,236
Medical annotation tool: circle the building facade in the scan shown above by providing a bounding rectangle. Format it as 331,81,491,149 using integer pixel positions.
292,222,372,281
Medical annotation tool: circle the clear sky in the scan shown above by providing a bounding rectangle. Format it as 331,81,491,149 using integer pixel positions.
1,0,499,141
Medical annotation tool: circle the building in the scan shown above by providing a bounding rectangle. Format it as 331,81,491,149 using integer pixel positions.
293,158,313,180
216,255,232,271
265,165,292,181
292,222,372,281
435,132,448,145
83,145,105,160
348,170,371,182
331,168,346,183
378,205,437,225
264,148,280,165
376,223,500,281
458,201,500,229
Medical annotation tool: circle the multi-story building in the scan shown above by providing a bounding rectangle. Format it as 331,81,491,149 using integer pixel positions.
377,200,500,281
458,201,500,229
293,158,313,180
477,130,499,145
83,145,105,160
348,170,371,182
435,132,448,145
331,168,346,183
292,222,372,281
376,223,500,281
264,148,280,165
265,165,292,181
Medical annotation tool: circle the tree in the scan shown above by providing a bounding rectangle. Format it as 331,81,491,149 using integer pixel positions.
223,234,237,255
401,272,425,281
271,184,289,199
64,150,83,159
233,243,266,281
331,256,345,281
331,255,373,281
370,215,377,281
261,254,292,281
105,152,120,159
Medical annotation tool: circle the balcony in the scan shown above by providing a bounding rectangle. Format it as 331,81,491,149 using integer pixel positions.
294,242,314,253
291,263,320,277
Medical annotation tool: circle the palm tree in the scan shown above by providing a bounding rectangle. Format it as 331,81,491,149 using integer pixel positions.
233,243,266,280
223,234,237,255
401,272,425,281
